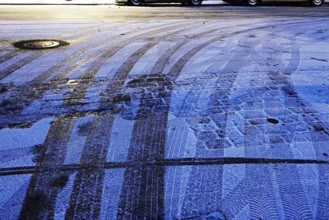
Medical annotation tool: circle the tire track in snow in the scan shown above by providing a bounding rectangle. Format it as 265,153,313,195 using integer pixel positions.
177,37,252,218
0,21,192,128
217,22,329,218
63,21,206,219
115,23,272,219
19,116,74,219
65,114,114,220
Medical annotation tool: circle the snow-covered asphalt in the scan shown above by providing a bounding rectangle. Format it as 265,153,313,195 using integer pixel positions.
0,5,329,219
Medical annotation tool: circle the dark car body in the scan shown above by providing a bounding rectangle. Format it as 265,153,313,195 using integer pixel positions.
116,0,203,6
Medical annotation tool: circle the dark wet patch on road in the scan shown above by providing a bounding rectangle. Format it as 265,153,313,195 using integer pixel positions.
20,191,49,217
267,118,279,124
77,122,93,136
49,175,69,188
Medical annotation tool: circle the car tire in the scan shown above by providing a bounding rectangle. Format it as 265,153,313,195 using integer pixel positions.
309,0,323,6
188,0,202,6
128,0,142,6
246,0,260,6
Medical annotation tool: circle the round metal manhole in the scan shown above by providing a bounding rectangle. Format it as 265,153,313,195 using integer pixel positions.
13,39,69,50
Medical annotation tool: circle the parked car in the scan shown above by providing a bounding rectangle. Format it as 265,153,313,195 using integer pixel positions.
223,0,323,6
115,0,202,6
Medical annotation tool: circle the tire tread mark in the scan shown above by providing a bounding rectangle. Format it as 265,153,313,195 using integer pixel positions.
19,116,74,220
0,50,22,65
249,36,317,219
65,114,114,220
63,24,198,218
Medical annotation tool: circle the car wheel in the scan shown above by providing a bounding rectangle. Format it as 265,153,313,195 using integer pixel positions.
246,0,260,6
128,0,142,6
188,0,202,6
309,0,323,6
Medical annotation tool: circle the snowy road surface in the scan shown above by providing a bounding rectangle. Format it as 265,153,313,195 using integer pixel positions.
0,5,329,219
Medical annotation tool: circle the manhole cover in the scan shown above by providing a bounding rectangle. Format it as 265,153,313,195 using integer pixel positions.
13,39,69,50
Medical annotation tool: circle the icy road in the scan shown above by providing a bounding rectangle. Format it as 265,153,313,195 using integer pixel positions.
0,5,329,220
